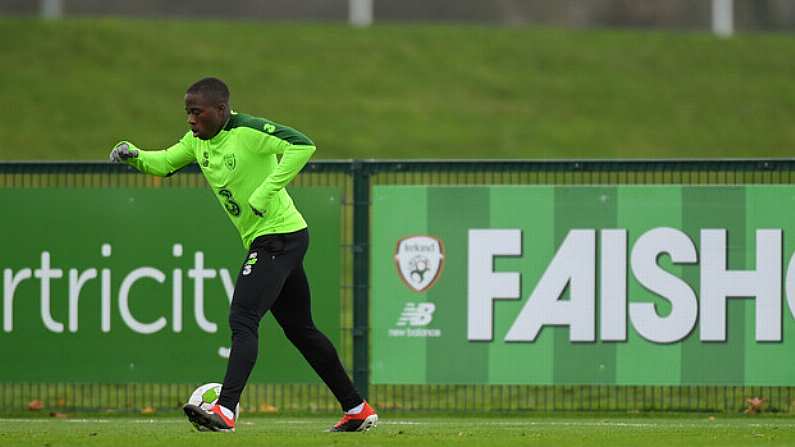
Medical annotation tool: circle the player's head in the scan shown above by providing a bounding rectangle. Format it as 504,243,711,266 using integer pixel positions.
185,77,231,140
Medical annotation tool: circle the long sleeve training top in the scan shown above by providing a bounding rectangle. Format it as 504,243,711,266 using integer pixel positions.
124,112,316,248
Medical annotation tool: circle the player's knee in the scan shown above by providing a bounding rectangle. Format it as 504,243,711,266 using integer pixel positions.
281,324,315,344
229,309,259,336
286,325,333,351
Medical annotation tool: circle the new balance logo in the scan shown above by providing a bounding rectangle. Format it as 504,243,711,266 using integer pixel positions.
389,303,442,337
397,302,435,327
389,302,441,338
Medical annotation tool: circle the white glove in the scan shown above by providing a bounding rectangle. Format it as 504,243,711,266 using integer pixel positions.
109,141,139,162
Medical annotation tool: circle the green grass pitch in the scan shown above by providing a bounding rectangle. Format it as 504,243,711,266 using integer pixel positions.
2,415,794,447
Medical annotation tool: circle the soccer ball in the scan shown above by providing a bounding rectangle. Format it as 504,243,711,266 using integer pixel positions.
187,383,239,431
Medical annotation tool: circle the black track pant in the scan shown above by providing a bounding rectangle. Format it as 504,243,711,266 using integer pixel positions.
217,228,362,412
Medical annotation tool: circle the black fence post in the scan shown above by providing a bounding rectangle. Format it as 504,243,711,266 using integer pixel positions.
351,161,371,399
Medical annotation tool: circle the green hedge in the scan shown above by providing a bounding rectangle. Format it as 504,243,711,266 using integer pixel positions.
1,18,793,160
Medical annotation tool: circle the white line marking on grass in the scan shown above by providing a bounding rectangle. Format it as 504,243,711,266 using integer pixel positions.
0,419,108,423
383,420,795,429
0,418,299,425
384,420,658,427
3,418,795,430
9,418,294,426
274,420,322,424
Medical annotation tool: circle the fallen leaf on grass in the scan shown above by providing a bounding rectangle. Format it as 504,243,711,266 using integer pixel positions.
258,402,278,413
744,397,766,415
27,400,44,411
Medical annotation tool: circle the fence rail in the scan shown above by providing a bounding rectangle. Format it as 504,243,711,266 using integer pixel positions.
3,159,795,415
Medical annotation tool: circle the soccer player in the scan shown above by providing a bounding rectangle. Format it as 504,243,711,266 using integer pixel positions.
109,77,377,433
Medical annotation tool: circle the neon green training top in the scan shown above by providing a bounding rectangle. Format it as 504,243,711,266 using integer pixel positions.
123,112,316,248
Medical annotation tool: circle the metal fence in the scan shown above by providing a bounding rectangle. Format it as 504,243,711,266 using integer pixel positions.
2,159,795,415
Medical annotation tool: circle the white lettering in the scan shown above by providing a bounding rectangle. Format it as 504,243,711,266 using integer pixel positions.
785,250,795,320
188,252,217,333
34,252,64,333
101,244,112,332
2,246,237,334
600,230,627,341
467,229,521,341
506,230,596,342
68,268,97,332
3,268,32,332
172,243,184,333
172,267,182,333
700,229,781,341
629,228,698,343
101,268,111,332
119,267,167,334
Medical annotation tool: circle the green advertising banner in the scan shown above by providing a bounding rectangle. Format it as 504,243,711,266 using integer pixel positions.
371,185,795,386
0,187,341,383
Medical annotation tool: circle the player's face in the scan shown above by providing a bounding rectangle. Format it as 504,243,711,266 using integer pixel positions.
185,92,227,140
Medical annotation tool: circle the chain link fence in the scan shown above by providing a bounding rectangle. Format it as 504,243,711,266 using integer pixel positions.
2,159,795,414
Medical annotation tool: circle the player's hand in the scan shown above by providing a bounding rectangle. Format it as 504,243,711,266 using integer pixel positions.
109,141,139,162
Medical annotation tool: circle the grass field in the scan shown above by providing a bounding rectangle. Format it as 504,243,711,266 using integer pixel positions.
1,18,794,160
1,415,794,447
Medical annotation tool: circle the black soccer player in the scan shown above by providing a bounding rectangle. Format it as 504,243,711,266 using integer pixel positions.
109,77,377,432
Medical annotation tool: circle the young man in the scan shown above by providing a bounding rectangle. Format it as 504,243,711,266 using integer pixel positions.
109,77,377,433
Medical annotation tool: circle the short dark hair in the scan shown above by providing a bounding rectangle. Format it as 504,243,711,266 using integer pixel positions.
186,77,230,104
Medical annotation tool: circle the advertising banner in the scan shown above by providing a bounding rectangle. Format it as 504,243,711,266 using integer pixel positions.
371,185,795,385
0,187,341,383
